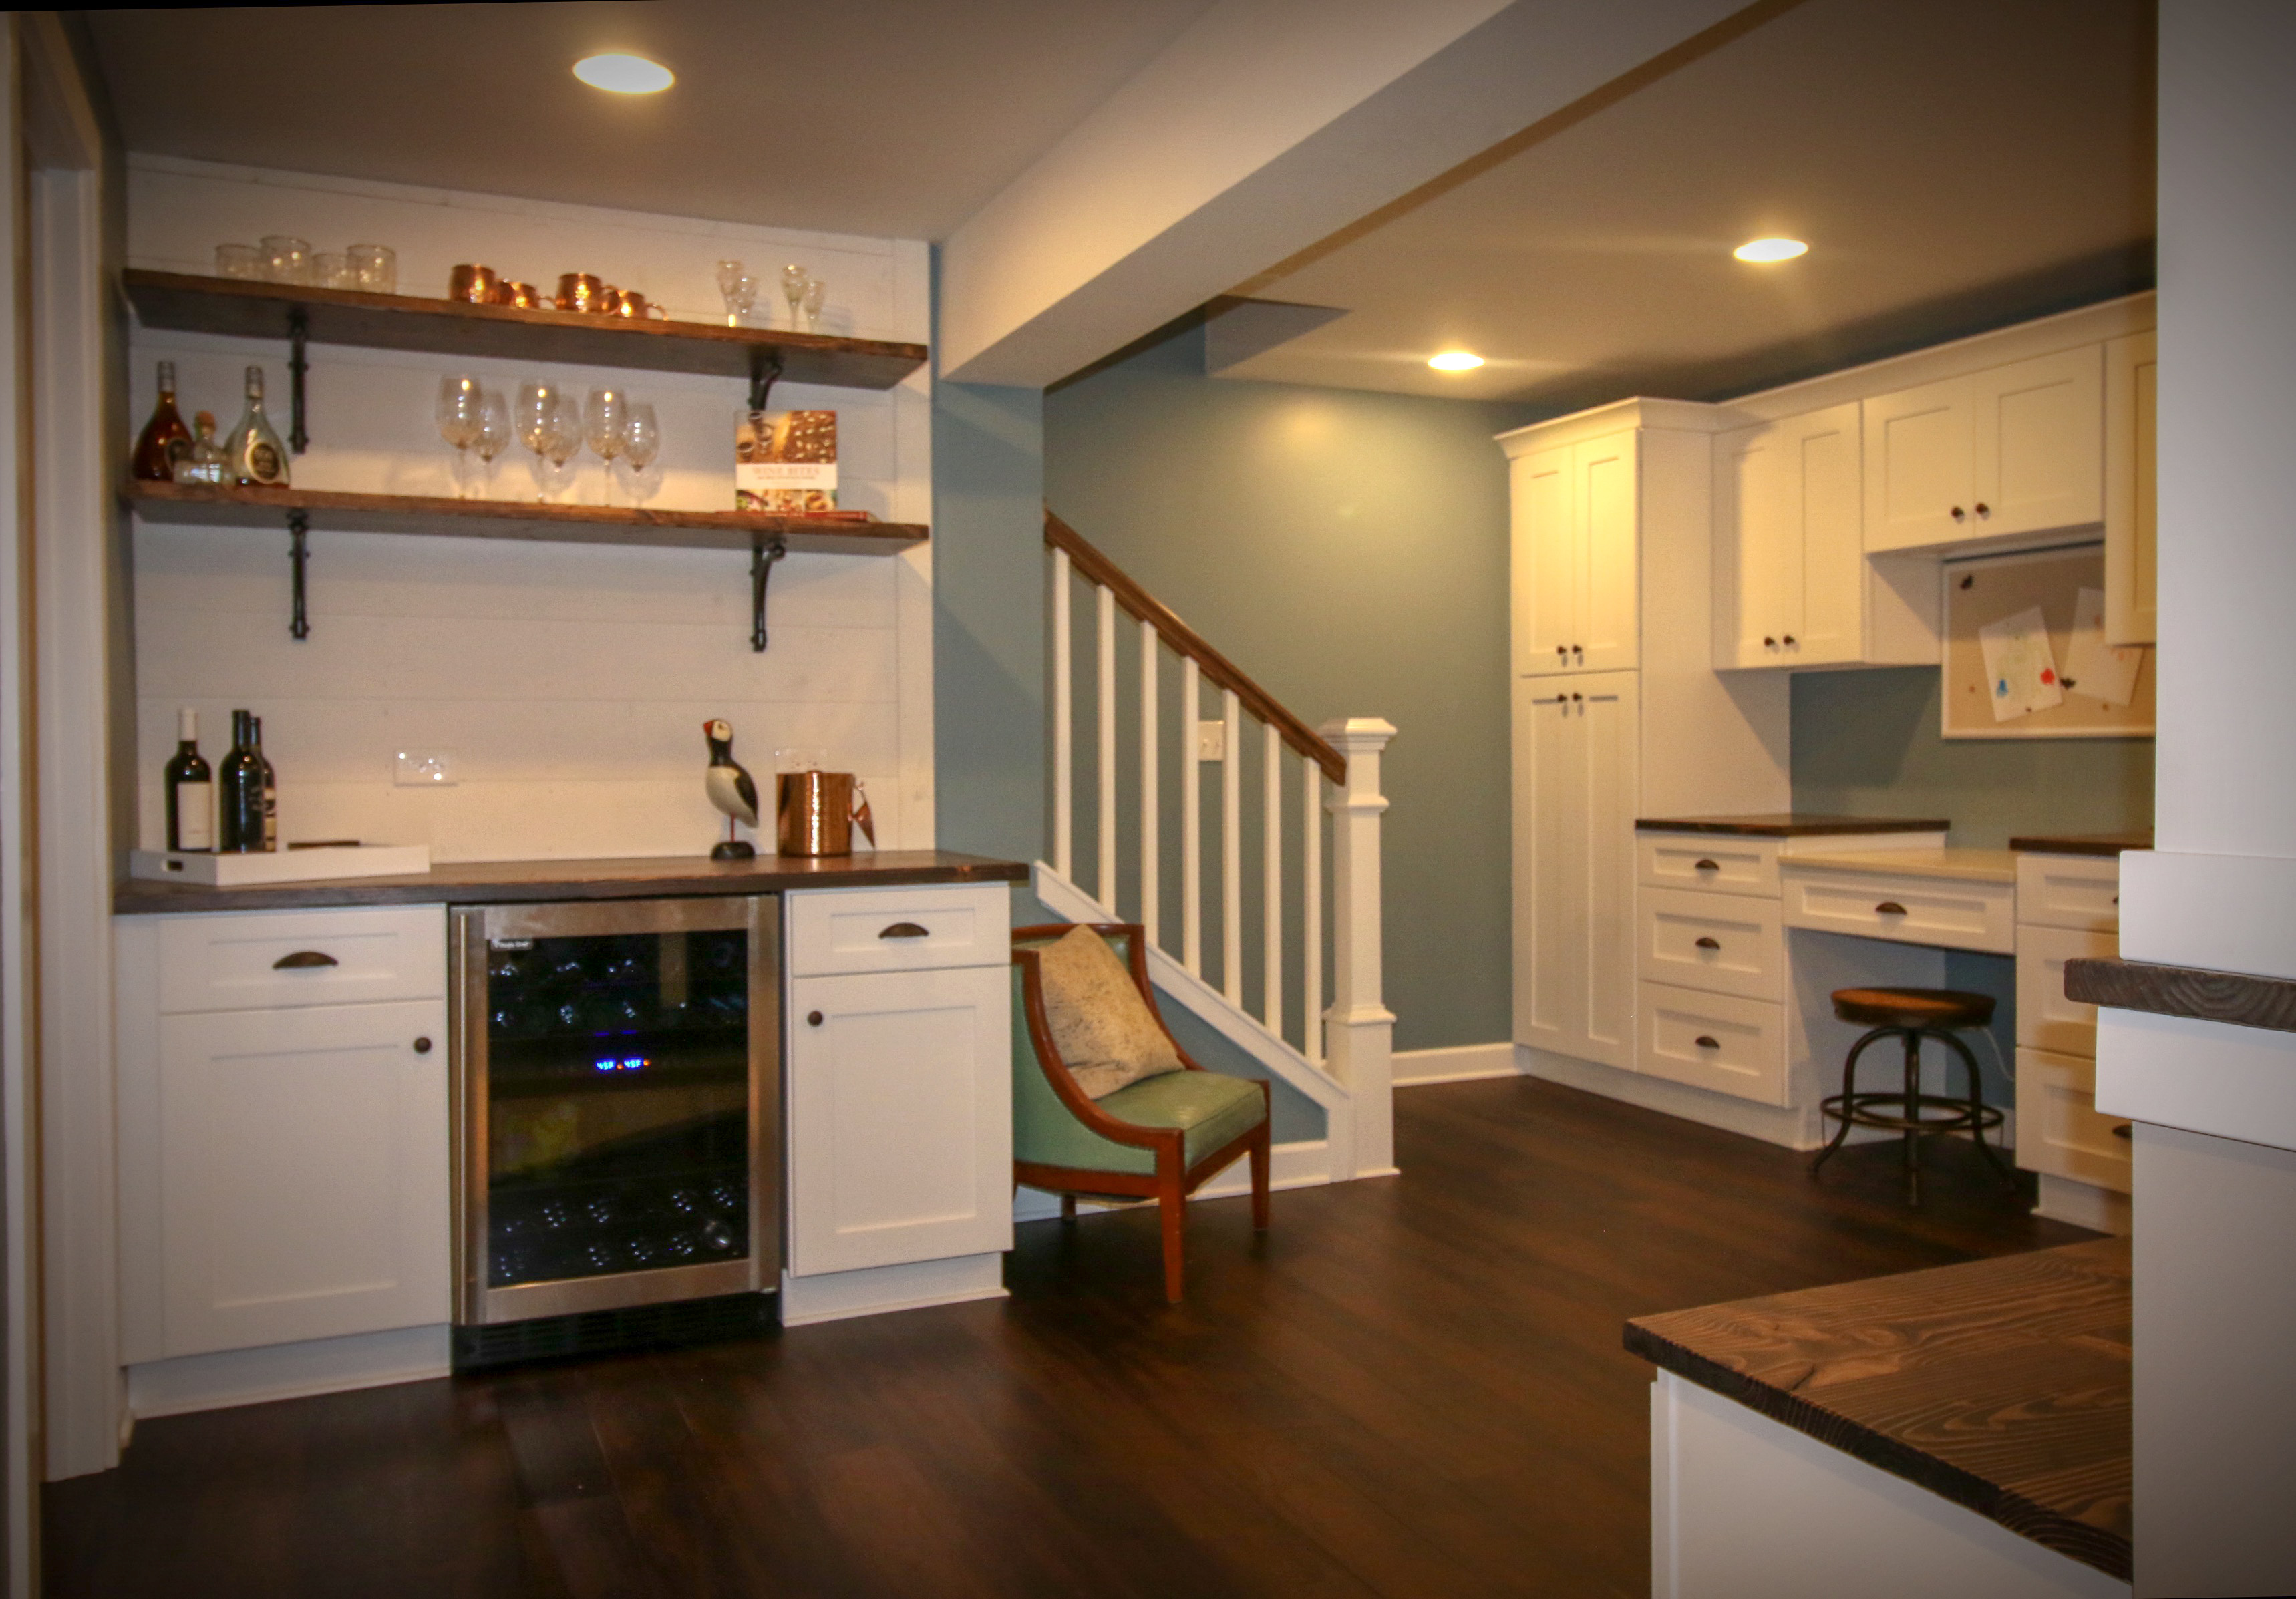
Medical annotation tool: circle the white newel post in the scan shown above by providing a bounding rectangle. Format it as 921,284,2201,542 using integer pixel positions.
1322,717,1398,1180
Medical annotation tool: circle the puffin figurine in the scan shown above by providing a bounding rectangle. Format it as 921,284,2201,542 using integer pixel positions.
703,719,759,860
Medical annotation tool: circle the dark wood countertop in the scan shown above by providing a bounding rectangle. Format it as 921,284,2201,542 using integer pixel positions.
114,850,1030,916
1626,1238,2131,1580
2066,955,2296,1035
1635,813,1950,838
2009,831,2153,857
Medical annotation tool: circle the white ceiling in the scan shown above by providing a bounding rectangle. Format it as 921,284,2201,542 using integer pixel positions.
1217,0,2155,407
80,1,1216,242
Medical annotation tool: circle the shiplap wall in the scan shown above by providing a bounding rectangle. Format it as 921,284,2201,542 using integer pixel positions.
125,154,933,861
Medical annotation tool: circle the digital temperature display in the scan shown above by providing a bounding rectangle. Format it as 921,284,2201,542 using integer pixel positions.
593,1056,651,1073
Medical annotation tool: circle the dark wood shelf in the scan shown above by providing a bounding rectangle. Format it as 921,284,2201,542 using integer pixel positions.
2066,955,2296,1034
123,479,926,556
121,269,929,391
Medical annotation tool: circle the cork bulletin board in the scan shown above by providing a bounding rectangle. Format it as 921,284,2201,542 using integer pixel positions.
1941,541,2155,739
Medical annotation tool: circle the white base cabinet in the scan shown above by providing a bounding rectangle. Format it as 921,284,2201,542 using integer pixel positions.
2012,853,2130,1198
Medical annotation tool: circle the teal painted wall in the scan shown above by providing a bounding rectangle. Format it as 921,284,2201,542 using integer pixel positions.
1043,325,1529,1053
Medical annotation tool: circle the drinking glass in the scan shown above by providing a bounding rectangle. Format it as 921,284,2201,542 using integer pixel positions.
312,252,352,290
621,402,660,487
545,392,586,472
801,275,826,334
215,243,263,279
585,388,629,504
516,381,560,498
715,260,756,326
347,244,397,294
781,265,809,331
474,391,512,498
437,375,484,496
261,235,313,285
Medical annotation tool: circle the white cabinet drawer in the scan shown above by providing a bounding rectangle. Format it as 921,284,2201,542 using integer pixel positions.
157,905,448,1015
1636,982,1786,1107
787,883,1011,977
2016,923,2116,1057
2015,1046,2132,1194
2014,852,2121,934
1781,869,2015,954
1638,887,1784,1003
1637,833,1780,898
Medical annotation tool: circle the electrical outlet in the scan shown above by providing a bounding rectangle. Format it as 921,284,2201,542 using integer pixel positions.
394,749,458,787
1196,720,1226,761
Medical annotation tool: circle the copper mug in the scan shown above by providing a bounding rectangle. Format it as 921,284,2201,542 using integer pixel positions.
448,264,499,303
494,280,541,309
776,771,875,857
608,289,647,319
555,272,609,313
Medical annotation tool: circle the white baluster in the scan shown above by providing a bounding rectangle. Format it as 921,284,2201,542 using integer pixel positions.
1096,583,1116,908
1051,547,1072,879
1139,618,1159,946
1222,689,1242,1007
1263,721,1282,1035
1182,656,1202,976
1303,753,1322,1065
1323,717,1396,1178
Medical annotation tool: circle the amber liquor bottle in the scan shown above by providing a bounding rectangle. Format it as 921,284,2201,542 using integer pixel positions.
132,360,194,481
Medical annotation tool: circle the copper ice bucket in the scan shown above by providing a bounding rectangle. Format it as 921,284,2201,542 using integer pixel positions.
776,771,874,857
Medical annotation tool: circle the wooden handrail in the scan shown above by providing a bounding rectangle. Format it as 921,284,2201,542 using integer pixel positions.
1045,510,1345,783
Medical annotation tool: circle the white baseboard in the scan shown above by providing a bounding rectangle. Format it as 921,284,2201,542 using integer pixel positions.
778,1252,1007,1328
127,1323,450,1420
1014,1137,1331,1222
1392,1041,1522,1086
2034,1172,2132,1234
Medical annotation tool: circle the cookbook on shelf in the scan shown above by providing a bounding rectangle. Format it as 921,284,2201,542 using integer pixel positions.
735,409,836,512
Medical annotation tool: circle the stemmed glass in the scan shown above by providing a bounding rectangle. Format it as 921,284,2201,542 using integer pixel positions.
585,388,629,505
436,375,484,497
621,402,660,494
472,391,512,499
801,275,826,333
542,392,585,498
715,260,756,327
782,264,810,331
517,381,564,500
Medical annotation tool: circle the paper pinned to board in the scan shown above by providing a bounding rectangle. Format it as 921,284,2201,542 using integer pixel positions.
2062,586,2144,707
1977,604,2065,721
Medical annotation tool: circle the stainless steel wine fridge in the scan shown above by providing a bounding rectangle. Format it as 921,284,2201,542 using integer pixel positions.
450,894,779,1367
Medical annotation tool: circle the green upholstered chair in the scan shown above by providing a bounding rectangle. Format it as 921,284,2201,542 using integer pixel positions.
1011,923,1270,1301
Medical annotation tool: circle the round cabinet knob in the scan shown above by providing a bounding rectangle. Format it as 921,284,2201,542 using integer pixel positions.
412,1037,432,1054
1763,636,1777,647
1782,634,1796,646
1951,505,1967,521
1974,502,1991,517
806,1010,824,1027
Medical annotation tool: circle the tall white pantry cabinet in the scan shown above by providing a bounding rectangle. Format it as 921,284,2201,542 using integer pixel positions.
1500,401,1790,1081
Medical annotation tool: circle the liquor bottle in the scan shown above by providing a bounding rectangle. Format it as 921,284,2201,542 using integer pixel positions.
163,708,213,852
222,365,290,488
170,412,228,487
132,361,194,482
216,709,272,853
254,715,278,850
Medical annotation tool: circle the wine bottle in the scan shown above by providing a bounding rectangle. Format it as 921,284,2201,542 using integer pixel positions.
163,708,213,852
253,715,278,850
216,710,271,853
132,361,194,482
223,366,290,488
170,411,228,487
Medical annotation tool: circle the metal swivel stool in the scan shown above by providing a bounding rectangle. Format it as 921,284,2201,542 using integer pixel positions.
1810,987,2015,1204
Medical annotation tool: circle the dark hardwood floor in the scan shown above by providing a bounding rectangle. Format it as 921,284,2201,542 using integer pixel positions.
44,1077,2096,1598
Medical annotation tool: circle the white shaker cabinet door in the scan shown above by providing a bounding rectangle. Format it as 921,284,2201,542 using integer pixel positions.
158,999,451,1359
1574,430,1641,673
1512,443,1578,676
1862,375,1974,552
787,965,1013,1277
1971,345,2102,539
2104,329,2158,645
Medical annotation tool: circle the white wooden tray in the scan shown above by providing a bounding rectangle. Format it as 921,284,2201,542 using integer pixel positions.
128,844,433,886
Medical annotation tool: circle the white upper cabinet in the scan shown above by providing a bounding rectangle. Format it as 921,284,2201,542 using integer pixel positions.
1713,403,1864,669
2104,330,2158,645
1513,429,1639,675
1862,347,2102,552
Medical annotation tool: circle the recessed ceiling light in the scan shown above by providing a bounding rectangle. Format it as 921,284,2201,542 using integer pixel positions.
1428,351,1485,372
1734,237,1808,263
574,53,675,94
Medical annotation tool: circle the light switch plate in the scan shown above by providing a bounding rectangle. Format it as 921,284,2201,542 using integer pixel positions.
1196,720,1226,760
394,749,458,786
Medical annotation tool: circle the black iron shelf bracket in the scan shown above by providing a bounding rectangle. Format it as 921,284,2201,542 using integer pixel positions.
750,536,786,653
287,510,311,641
748,349,784,415
287,307,310,454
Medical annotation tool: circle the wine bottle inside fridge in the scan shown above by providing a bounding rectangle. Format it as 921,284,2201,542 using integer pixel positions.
223,365,290,488
163,708,213,852
216,709,273,852
132,360,194,482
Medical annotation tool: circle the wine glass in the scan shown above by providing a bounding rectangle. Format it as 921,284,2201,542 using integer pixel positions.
621,402,661,490
517,381,562,499
473,391,512,498
543,391,585,499
782,264,810,331
715,260,756,327
585,388,629,504
436,375,483,497
801,275,826,333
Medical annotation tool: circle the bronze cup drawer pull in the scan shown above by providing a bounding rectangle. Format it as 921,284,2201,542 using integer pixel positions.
1874,901,1909,916
1693,936,1721,950
272,950,339,970
1693,1035,1721,1050
878,922,931,940
1693,859,1720,872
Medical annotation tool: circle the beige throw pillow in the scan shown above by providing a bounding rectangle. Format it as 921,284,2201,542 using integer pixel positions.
1035,926,1185,1099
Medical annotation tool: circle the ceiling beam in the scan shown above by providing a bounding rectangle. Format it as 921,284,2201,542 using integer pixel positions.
937,0,1760,388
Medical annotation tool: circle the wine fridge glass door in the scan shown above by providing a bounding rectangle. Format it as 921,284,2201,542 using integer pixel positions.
454,896,778,1324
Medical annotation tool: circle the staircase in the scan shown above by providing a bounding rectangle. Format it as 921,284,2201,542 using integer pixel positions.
1039,510,1396,1188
